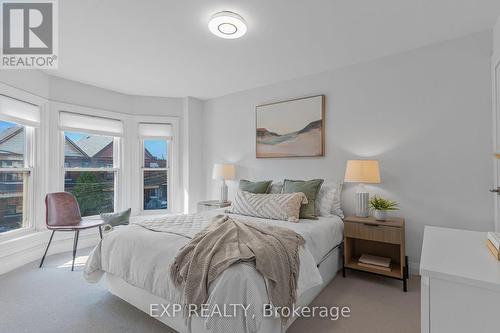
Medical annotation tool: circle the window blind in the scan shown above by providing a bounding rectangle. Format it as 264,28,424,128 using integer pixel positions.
0,95,40,127
138,123,173,139
59,111,124,137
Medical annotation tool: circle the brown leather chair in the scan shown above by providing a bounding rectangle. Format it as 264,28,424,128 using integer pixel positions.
39,192,103,271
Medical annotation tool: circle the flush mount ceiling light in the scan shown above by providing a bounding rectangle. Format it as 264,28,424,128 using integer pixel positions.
208,11,247,39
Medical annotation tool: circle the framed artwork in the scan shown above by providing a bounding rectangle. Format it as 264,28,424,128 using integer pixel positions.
256,95,325,158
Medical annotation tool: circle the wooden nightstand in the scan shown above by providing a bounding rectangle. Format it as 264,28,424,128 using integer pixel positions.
342,215,409,291
197,200,231,213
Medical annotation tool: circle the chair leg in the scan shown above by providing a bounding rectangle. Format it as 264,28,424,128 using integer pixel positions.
39,230,55,268
71,230,79,271
98,225,103,239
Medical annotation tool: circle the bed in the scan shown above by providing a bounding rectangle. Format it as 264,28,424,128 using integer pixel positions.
84,210,344,333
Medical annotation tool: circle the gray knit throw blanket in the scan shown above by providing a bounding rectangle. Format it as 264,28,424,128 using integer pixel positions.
170,215,305,314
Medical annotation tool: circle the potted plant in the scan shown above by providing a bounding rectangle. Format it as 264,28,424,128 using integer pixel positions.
369,196,399,221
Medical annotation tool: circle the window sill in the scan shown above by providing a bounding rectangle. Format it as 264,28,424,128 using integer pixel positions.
138,210,172,216
0,227,36,243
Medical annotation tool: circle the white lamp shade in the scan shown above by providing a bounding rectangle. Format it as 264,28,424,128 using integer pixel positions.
344,160,381,184
212,163,236,180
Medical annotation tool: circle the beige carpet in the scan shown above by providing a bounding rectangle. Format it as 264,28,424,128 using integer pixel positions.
0,248,419,333
288,270,420,333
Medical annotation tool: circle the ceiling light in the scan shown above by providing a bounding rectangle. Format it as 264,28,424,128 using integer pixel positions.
208,11,247,39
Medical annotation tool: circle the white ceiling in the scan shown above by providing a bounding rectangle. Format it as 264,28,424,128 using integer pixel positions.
48,0,500,99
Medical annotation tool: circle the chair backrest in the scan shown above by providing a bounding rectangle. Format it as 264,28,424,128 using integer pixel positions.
45,192,82,227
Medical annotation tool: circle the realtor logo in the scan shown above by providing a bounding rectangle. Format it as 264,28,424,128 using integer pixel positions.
1,0,58,69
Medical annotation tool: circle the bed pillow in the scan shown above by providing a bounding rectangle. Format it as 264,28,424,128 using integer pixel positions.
283,179,324,219
268,181,283,194
239,180,273,194
316,182,344,218
228,191,308,222
100,208,131,227
331,182,344,218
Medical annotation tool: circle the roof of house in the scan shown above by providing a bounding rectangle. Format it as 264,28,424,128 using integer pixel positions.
0,126,24,156
64,138,87,157
74,135,113,157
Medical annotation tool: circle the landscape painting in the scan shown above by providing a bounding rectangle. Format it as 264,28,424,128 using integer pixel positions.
256,95,324,158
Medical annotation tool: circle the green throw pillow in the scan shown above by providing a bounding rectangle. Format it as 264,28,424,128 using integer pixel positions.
239,180,273,194
100,208,131,227
283,179,324,219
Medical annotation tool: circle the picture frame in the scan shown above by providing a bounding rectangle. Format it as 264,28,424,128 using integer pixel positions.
255,95,325,158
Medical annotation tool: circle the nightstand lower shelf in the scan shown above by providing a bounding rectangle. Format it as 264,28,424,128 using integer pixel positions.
343,255,409,290
345,256,403,279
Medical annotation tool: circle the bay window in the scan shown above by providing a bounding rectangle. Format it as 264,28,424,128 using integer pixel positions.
139,123,172,212
0,95,39,233
60,112,122,217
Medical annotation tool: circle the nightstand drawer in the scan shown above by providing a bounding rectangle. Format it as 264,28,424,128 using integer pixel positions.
344,221,402,244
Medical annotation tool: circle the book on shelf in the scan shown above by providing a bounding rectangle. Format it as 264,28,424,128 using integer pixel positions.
358,254,391,268
487,232,500,250
358,261,392,272
486,239,500,260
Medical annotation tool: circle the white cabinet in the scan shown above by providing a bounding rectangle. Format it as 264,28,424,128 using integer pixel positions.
420,226,500,333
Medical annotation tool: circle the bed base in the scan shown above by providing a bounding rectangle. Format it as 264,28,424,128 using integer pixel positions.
107,246,341,333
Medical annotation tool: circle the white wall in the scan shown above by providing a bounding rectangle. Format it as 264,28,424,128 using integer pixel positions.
202,31,494,267
0,70,49,98
494,16,500,55
182,97,205,212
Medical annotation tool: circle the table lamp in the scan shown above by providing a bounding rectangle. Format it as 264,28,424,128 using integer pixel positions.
212,163,236,203
344,160,381,217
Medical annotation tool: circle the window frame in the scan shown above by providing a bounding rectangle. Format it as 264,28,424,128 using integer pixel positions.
0,118,35,236
60,130,121,217
140,136,171,214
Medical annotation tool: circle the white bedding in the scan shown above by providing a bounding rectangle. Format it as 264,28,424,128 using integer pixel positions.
224,212,344,264
84,211,344,332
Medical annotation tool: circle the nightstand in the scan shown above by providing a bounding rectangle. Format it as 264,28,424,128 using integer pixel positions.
342,215,409,291
197,200,231,213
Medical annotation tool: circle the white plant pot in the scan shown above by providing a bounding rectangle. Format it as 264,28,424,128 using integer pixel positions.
373,210,388,221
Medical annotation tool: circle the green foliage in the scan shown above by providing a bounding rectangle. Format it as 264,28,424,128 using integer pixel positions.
369,196,399,211
73,172,105,216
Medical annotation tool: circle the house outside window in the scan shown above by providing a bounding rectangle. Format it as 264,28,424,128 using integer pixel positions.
143,139,168,210
139,123,172,212
0,95,39,234
63,132,116,216
60,112,123,217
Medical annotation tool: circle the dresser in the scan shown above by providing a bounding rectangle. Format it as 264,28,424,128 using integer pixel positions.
420,226,500,333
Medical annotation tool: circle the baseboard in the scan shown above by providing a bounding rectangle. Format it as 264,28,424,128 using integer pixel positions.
0,230,100,275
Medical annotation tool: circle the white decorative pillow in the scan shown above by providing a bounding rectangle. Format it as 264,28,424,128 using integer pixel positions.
268,181,283,194
228,190,308,222
315,182,344,218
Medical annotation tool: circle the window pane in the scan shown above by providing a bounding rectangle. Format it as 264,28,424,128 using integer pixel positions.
0,120,25,168
64,132,114,168
144,140,167,168
0,172,27,233
144,170,167,210
65,171,114,217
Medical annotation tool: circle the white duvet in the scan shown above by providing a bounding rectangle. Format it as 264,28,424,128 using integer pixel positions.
84,210,344,332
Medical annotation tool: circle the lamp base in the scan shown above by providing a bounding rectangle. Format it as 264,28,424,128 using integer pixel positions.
355,192,369,217
219,181,228,203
